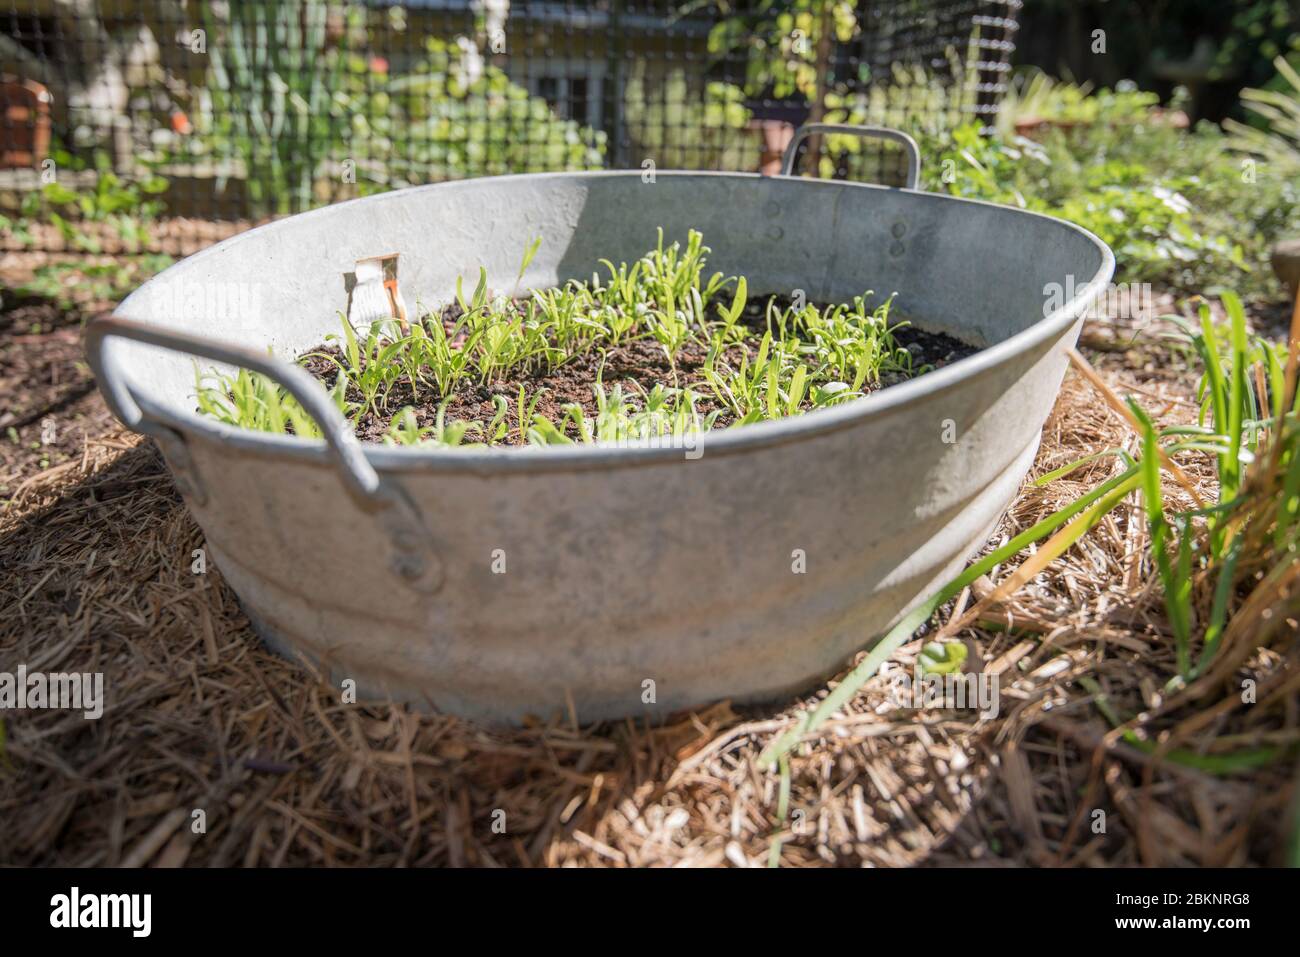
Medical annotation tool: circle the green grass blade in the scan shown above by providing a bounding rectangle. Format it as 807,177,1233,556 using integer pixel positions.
758,466,1143,769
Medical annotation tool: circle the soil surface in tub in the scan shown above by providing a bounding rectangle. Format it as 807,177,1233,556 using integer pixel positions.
299,295,978,446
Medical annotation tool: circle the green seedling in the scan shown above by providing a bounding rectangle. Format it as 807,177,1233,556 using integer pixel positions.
918,640,968,676
196,231,928,449
384,399,480,448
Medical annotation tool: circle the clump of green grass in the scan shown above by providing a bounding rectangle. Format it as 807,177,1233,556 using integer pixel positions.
194,230,923,448
1134,292,1296,686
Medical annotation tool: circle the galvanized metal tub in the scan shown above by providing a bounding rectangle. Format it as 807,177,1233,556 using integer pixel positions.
87,129,1114,724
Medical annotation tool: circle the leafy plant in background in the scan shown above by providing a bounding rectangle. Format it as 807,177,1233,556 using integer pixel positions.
1226,55,1300,168
5,148,168,253
1213,0,1300,87
350,36,606,189
200,0,357,217
803,57,1294,299
623,67,753,171
824,50,978,137
1037,90,1297,299
995,72,1163,136
15,256,173,311
918,117,1275,296
696,0,861,102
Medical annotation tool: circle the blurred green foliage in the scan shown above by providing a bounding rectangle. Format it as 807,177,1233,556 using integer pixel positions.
1227,56,1300,167
350,37,605,190
700,0,860,101
1,149,168,253
3,1,1295,306
996,73,1162,132
190,2,604,214
919,98,1298,298
14,256,174,310
622,66,753,171
199,0,351,216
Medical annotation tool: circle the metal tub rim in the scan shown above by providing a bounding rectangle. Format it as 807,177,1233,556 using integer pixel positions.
105,168,1115,476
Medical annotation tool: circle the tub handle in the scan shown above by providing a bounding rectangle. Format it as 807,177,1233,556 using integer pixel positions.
781,123,922,190
84,316,443,592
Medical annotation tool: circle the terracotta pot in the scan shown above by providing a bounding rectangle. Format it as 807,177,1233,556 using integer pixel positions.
1,75,53,169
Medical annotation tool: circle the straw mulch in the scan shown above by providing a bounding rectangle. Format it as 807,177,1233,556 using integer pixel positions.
1,278,1295,867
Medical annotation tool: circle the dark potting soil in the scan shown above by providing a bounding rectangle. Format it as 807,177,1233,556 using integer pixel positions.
299,295,979,445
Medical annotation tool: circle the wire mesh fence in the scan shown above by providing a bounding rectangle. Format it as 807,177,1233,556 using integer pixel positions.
1,1,1019,254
